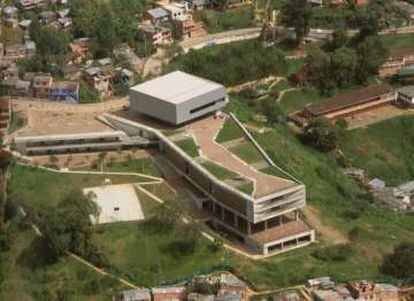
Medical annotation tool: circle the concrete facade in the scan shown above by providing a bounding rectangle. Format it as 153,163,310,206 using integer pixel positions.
129,71,228,125
102,113,314,256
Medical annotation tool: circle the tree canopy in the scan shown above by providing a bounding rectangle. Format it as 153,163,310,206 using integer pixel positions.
302,117,339,152
381,242,414,279
281,0,312,43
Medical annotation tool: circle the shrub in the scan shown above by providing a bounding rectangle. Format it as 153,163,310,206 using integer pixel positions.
381,242,414,279
312,244,354,262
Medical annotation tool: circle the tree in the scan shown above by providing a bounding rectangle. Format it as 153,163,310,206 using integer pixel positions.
0,150,12,174
261,98,285,124
302,117,339,152
39,189,103,265
381,242,414,279
281,0,312,44
330,47,358,88
305,46,331,88
356,36,388,82
356,0,394,39
330,25,348,50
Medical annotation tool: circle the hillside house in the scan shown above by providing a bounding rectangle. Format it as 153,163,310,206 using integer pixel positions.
379,48,414,77
395,1,414,25
184,0,211,10
152,287,186,301
162,3,186,19
114,44,144,72
18,0,47,10
3,6,18,18
84,67,113,98
39,11,56,24
347,281,398,301
68,38,90,63
62,65,82,80
0,97,11,132
397,85,414,107
141,24,173,46
290,84,396,127
3,41,36,60
173,14,206,39
32,73,53,98
143,7,170,24
4,17,18,28
115,289,152,301
50,81,79,102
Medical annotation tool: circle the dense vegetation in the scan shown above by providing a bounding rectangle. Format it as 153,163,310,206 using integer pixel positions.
166,40,288,86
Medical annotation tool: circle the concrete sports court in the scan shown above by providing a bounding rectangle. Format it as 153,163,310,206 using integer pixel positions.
83,184,144,224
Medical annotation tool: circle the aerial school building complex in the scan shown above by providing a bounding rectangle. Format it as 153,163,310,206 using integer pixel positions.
113,71,315,255
12,70,315,256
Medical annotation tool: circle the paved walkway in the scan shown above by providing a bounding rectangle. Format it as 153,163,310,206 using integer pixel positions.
186,116,297,199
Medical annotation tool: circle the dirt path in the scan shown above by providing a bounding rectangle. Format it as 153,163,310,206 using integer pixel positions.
301,206,349,244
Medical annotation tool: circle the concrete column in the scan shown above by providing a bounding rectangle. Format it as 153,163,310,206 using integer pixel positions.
234,214,238,228
247,221,252,235
264,220,268,230
221,208,224,221
295,210,299,221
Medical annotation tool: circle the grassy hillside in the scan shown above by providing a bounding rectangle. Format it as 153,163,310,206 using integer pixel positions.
340,115,414,186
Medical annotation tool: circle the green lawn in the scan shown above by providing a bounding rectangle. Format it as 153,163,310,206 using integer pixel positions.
229,142,263,164
201,161,240,180
175,138,200,158
216,118,244,143
104,158,162,177
236,181,254,196
271,80,293,93
339,115,414,186
201,8,254,33
0,215,127,300
95,190,228,287
279,88,324,114
7,165,145,211
380,33,414,52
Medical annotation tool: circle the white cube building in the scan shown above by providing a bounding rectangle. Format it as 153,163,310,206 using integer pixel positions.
129,71,228,125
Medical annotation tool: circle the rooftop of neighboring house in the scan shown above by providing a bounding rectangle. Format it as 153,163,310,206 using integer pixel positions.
305,83,394,116
398,64,414,76
398,85,414,97
395,1,414,17
146,7,169,19
51,81,79,90
140,23,171,34
0,97,10,111
32,73,53,88
116,288,151,301
388,48,414,60
152,286,186,294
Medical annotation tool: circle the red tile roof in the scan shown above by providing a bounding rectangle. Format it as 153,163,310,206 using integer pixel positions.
305,84,393,116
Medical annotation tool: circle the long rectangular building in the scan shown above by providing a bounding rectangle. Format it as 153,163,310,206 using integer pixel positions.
290,84,396,127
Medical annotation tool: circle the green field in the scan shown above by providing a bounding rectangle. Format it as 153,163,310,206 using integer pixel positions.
201,8,254,33
104,158,162,177
7,165,147,211
279,88,324,113
95,189,228,287
339,115,414,186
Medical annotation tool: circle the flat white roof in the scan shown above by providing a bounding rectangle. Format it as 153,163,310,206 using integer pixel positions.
131,71,225,105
